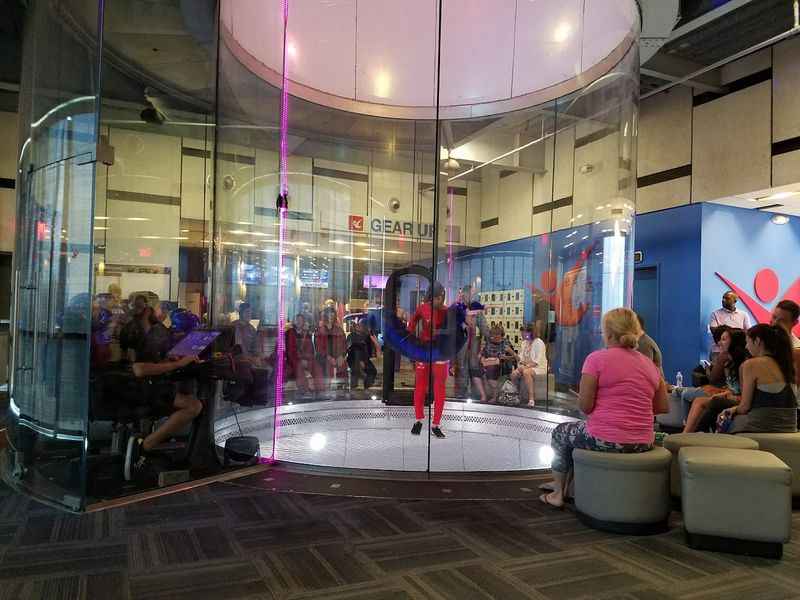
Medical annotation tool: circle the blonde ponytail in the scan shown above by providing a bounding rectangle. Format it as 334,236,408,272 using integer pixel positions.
603,308,642,349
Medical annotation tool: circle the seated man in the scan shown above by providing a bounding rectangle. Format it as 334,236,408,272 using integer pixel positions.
124,303,204,481
634,312,664,378
481,325,517,403
232,302,260,359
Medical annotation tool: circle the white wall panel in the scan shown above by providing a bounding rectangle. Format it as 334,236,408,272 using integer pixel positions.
0,112,18,179
720,49,770,85
636,176,691,214
773,149,800,187
638,87,692,176
108,129,182,198
0,189,15,253
773,36,800,142
553,128,575,201
692,82,771,202
497,171,533,241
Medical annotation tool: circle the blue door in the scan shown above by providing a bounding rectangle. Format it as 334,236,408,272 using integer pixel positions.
633,266,659,344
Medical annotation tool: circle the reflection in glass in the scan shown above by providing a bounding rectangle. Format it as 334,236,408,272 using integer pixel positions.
5,0,641,510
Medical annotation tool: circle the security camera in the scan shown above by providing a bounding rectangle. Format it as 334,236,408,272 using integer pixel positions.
389,197,401,213
140,105,166,125
141,86,169,125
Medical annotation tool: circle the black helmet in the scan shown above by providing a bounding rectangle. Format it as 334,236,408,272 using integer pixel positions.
426,281,445,302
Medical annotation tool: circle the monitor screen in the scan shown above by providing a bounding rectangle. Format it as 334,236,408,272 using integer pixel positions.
168,330,221,357
363,274,388,289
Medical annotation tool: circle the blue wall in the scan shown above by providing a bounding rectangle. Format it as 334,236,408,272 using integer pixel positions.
701,203,800,339
444,224,630,384
429,202,799,387
634,204,703,381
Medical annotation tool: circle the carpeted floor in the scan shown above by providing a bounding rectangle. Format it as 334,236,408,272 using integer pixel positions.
2,471,800,600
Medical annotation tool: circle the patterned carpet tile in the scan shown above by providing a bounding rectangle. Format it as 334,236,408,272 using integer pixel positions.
128,559,272,600
451,519,563,558
0,540,128,580
2,480,800,599
234,518,344,552
357,531,482,574
415,565,537,600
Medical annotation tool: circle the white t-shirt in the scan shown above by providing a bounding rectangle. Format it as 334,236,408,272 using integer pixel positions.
520,337,548,374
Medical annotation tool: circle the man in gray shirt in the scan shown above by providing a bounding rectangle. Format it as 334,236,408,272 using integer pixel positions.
635,312,664,377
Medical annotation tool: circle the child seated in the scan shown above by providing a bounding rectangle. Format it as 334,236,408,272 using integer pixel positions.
481,325,517,402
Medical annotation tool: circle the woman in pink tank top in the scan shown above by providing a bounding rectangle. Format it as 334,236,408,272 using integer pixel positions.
540,308,668,508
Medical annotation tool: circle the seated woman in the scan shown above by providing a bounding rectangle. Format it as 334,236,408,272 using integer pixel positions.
682,328,748,432
718,324,798,434
510,323,547,407
540,308,668,508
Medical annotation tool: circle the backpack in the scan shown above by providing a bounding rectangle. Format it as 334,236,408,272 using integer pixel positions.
497,379,520,405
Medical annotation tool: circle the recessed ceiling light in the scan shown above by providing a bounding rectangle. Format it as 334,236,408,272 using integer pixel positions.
553,22,572,43
771,214,790,225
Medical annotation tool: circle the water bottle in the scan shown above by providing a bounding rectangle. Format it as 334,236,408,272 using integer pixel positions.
675,371,683,389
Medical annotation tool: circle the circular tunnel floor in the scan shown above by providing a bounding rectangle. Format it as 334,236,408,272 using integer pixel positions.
215,400,576,472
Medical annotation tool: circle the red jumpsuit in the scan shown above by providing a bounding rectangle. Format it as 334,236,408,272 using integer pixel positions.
408,302,448,426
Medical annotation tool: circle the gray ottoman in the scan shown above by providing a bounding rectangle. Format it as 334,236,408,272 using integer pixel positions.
679,446,791,559
663,433,759,497
737,433,800,497
573,447,672,535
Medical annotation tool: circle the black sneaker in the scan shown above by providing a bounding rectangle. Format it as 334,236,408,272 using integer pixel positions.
124,436,147,481
432,427,446,439
410,421,423,435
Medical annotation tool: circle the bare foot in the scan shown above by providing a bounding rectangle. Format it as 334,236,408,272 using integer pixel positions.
539,492,564,509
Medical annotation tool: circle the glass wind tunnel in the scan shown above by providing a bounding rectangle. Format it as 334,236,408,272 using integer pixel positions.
5,0,639,511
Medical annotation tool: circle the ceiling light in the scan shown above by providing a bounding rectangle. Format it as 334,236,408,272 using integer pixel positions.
94,216,109,220
125,217,150,222
374,70,392,98
553,22,572,43
771,214,790,225
94,226,109,230
331,239,350,245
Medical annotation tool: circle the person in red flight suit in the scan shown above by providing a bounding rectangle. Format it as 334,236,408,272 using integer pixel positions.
408,282,449,438
286,313,323,394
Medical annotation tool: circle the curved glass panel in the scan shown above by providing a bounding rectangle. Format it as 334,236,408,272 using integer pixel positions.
4,0,639,509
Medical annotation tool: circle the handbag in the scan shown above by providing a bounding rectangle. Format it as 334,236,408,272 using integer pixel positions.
498,379,520,405
715,409,735,433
